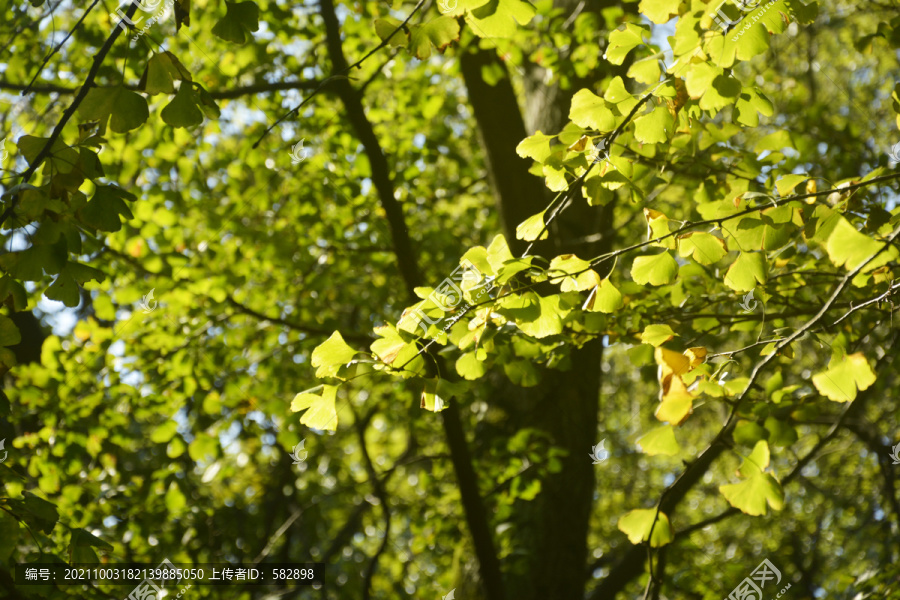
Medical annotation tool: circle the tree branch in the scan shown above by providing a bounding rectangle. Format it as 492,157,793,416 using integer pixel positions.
0,1,140,228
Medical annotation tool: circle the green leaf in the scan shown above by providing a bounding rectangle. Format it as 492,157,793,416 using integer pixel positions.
549,254,596,291
0,239,67,281
516,131,555,163
142,53,177,95
459,0,536,39
421,379,447,411
516,210,548,241
699,75,742,113
734,88,774,127
456,351,487,380
633,105,673,144
723,252,767,292
641,324,676,347
605,24,646,65
0,316,22,347
78,86,149,133
639,0,679,23
69,528,113,551
812,352,876,402
568,89,617,132
515,294,565,339
627,55,662,85
0,276,28,310
0,511,20,561
408,16,460,59
583,279,623,313
374,17,407,48
677,232,727,264
211,0,259,44
78,185,135,232
312,331,358,378
719,442,784,517
775,174,808,196
637,425,680,456
161,83,204,128
824,217,897,272
291,384,339,431
617,508,673,547
631,252,678,286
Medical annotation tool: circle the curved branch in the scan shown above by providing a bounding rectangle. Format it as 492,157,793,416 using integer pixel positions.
0,1,140,228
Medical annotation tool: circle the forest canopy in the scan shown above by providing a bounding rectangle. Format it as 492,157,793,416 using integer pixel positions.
1,0,900,598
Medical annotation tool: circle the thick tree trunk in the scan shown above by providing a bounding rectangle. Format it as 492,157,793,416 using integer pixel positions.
458,3,618,596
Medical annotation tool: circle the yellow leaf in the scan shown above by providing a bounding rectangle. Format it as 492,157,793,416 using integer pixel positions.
291,385,339,431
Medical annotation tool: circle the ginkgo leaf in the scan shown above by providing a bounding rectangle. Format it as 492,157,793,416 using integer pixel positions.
211,0,259,44
718,442,783,516
374,18,408,48
408,17,460,59
515,294,565,339
583,279,624,313
677,232,727,264
637,425,680,456
723,252,767,291
655,347,690,377
811,352,876,402
719,470,784,516
456,351,487,380
605,24,646,65
568,89,617,132
775,174,808,196
516,211,548,241
0,316,22,347
824,217,897,272
161,83,203,128
447,0,536,39
78,86,149,133
641,324,676,347
617,508,673,547
634,105,673,144
655,375,693,425
683,347,707,367
644,208,675,249
516,131,555,163
311,331,358,378
550,254,598,291
631,252,678,286
628,55,662,85
421,379,446,412
371,325,422,375
291,384,339,431
639,0,679,23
